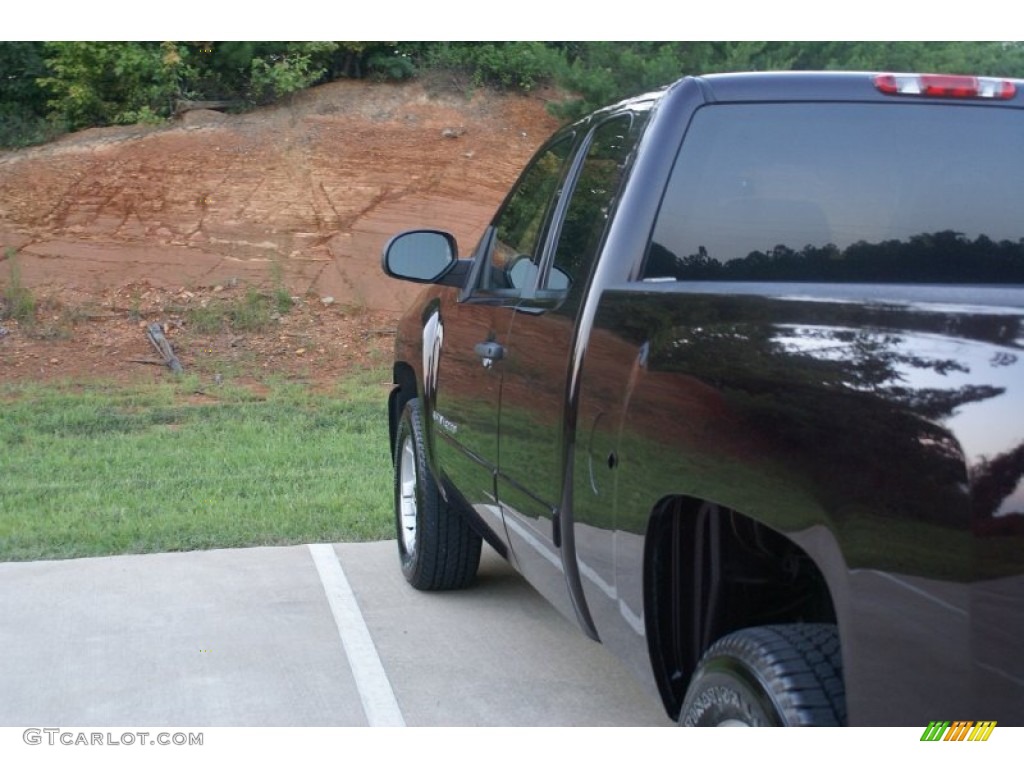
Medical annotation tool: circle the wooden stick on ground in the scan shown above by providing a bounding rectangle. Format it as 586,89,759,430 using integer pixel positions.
145,323,184,374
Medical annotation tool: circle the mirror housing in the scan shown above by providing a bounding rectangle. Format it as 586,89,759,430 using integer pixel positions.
381,229,469,287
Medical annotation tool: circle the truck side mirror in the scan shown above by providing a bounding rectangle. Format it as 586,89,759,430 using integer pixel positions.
382,230,460,283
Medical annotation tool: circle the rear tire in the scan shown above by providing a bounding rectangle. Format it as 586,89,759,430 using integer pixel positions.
394,398,481,590
679,623,845,726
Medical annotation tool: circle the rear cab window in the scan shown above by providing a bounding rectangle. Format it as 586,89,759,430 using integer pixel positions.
643,102,1024,284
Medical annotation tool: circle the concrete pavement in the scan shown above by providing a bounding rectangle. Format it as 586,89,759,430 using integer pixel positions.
0,541,670,727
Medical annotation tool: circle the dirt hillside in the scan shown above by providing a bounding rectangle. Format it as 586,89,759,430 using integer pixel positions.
0,79,560,385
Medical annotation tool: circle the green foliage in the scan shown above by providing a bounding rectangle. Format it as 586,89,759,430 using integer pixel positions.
248,42,337,103
0,102,63,149
0,42,60,148
785,41,1024,77
328,42,398,79
6,41,1024,146
414,42,565,91
550,42,686,120
0,42,49,110
548,42,789,120
366,51,415,81
548,41,1024,121
39,41,188,129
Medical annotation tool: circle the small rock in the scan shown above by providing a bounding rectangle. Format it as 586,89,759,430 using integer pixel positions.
295,348,306,356
321,296,335,306
213,285,224,293
441,127,466,139
49,358,59,365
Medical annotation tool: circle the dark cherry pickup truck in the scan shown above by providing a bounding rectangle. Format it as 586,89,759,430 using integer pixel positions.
381,72,1024,726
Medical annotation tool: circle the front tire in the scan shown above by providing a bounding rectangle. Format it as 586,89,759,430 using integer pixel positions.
679,624,845,726
394,398,481,590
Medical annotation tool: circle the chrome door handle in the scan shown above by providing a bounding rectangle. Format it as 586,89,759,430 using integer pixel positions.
474,341,504,368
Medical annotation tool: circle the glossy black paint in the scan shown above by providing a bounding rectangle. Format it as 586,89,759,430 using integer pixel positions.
386,72,1024,725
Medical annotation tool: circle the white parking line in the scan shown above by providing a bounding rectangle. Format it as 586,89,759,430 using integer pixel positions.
308,543,406,727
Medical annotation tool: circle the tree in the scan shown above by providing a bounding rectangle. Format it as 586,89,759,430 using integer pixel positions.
39,42,187,129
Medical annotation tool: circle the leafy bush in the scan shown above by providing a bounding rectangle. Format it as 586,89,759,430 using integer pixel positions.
0,103,64,149
366,51,415,81
8,41,1024,143
414,42,564,91
39,42,188,129
546,41,1024,121
0,42,61,148
549,42,804,121
247,43,337,104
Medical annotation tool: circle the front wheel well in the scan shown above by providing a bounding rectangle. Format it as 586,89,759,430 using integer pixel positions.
644,496,840,720
389,361,418,462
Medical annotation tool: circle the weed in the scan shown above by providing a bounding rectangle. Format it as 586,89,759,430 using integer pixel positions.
185,283,294,335
127,288,143,322
270,260,293,315
27,322,72,341
1,254,37,323
274,286,293,315
228,288,274,331
26,297,96,340
185,302,227,334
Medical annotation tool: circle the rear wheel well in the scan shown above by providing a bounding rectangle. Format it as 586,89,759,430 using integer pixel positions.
644,496,839,720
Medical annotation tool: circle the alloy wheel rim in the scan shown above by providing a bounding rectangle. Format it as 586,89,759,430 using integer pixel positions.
399,435,417,556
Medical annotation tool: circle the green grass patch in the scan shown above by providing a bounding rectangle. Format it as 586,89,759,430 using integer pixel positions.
0,370,395,561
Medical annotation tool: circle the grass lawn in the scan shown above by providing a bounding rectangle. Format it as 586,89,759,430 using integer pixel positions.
0,367,395,561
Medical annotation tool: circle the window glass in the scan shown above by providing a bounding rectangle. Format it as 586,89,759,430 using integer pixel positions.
480,134,574,293
644,104,1024,283
547,115,636,296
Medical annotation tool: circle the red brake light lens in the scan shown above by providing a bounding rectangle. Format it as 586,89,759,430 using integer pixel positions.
875,73,1016,100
